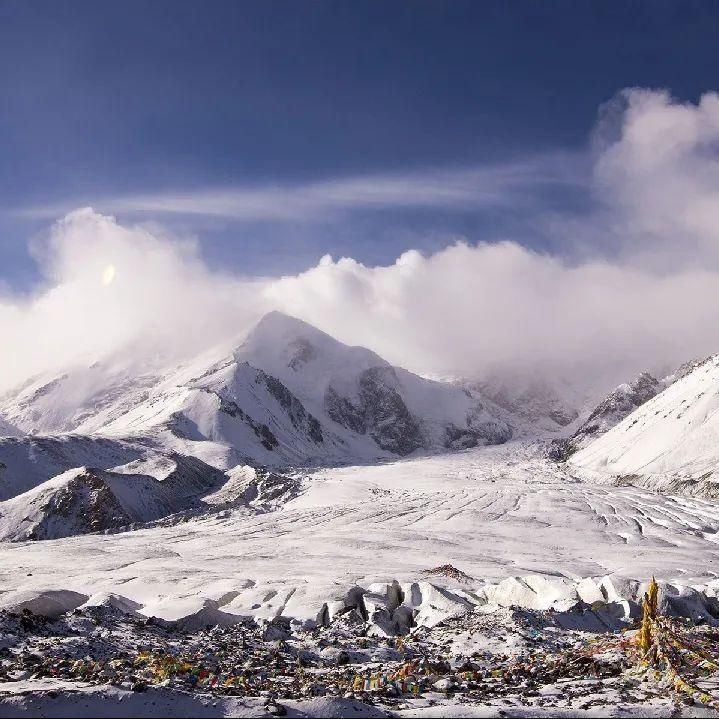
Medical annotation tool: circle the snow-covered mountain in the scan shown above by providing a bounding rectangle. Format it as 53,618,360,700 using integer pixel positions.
0,312,513,539
553,371,667,458
548,356,712,460
569,355,719,496
234,312,511,455
0,312,511,466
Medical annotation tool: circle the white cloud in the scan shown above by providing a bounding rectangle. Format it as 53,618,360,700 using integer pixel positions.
2,89,719,397
591,88,719,269
0,208,265,390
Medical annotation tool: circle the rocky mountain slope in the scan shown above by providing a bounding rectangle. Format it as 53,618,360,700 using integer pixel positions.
548,371,667,459
546,356,711,461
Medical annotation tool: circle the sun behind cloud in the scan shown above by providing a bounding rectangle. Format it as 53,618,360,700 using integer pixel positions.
102,264,116,286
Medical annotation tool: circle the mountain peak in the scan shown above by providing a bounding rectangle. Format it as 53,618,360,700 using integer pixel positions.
238,312,386,377
247,311,335,344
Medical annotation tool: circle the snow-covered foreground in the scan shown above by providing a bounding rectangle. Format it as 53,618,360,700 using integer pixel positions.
2,444,719,626
4,443,719,716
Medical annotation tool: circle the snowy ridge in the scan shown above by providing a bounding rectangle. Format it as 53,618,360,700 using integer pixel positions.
549,371,668,460
0,434,149,501
569,354,719,494
0,453,234,541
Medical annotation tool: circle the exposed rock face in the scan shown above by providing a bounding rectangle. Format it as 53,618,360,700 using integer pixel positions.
358,367,424,455
259,371,323,444
325,367,423,456
325,366,512,456
324,386,367,434
21,469,133,541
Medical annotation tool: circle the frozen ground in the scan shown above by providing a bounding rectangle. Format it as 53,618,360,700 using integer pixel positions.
2,589,719,718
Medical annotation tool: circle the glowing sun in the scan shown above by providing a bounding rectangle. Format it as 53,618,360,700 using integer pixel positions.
102,265,116,286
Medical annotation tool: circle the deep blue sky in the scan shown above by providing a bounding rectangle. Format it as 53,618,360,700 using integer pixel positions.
1,0,718,289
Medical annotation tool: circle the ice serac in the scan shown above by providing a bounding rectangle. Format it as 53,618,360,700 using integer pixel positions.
569,355,719,496
235,311,512,456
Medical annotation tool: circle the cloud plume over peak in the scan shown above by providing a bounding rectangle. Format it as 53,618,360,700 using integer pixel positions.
2,89,719,397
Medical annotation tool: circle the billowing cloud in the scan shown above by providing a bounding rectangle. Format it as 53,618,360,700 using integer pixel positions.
2,89,719,397
0,209,265,390
591,88,719,268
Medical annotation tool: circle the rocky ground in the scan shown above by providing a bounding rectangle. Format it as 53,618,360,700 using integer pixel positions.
2,598,719,717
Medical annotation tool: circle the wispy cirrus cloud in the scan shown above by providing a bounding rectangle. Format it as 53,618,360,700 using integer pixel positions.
14,152,585,223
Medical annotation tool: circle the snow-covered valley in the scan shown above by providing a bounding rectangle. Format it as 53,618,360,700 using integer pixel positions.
3,443,719,624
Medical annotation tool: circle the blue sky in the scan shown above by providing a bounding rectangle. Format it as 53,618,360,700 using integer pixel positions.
1,0,718,290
